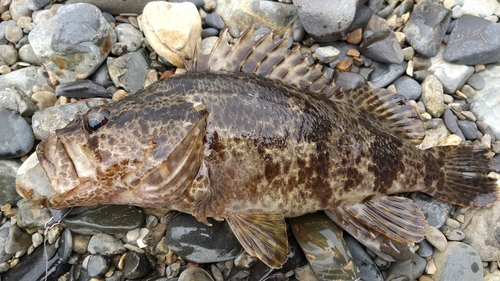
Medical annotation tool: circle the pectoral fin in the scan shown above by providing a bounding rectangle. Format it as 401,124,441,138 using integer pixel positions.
226,213,288,269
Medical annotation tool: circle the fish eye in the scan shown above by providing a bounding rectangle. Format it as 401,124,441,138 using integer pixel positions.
84,107,110,133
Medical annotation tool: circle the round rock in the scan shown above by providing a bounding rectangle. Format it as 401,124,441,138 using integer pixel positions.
0,109,34,159
432,242,483,281
114,23,143,53
122,251,152,279
393,76,421,100
178,267,215,281
86,254,110,277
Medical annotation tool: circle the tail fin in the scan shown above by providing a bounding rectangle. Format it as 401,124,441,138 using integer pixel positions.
425,145,499,207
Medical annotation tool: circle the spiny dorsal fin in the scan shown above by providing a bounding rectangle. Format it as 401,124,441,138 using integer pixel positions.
185,26,425,145
330,83,425,145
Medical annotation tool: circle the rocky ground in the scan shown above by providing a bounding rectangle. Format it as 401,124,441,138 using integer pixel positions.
1,0,500,280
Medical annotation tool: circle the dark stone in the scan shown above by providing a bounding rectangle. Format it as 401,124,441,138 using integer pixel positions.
58,229,73,264
0,244,71,281
457,120,483,141
66,0,158,15
360,29,403,64
396,0,414,17
170,0,205,8
385,254,426,281
417,239,434,258
166,213,243,263
0,222,13,263
0,109,34,159
369,61,407,88
201,28,219,38
393,76,422,100
122,251,152,279
350,5,372,31
61,205,145,235
205,13,225,29
466,73,485,91
412,193,452,228
86,255,110,277
68,263,93,281
56,80,112,98
443,109,465,142
0,160,23,206
344,234,384,281
5,224,32,254
402,1,451,57
333,71,366,91
444,15,500,65
107,48,151,92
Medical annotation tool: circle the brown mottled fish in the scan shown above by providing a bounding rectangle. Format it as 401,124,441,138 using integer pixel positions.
17,27,499,268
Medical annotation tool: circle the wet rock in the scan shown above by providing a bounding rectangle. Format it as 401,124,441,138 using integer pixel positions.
369,61,407,88
5,224,31,254
0,160,22,205
360,29,403,64
293,0,362,41
444,15,500,65
385,254,426,281
56,80,112,98
85,254,110,277
403,1,451,57
315,46,340,64
122,251,152,279
393,76,421,100
215,0,297,36
138,1,201,67
432,242,483,281
0,109,34,159
290,213,360,281
178,267,214,281
166,213,243,263
420,75,445,118
28,3,115,84
107,48,150,92
462,202,500,261
65,0,157,14
87,233,126,255
16,199,52,229
344,234,383,281
457,120,482,141
58,229,73,263
61,205,144,235
0,222,13,263
470,63,500,140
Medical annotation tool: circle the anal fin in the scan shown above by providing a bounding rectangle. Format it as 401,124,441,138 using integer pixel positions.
326,196,427,244
226,213,288,269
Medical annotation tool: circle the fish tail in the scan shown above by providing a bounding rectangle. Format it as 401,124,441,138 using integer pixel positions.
424,145,499,207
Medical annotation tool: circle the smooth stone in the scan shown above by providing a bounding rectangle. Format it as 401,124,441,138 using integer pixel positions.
15,199,52,229
432,242,483,281
122,251,152,279
0,45,18,65
66,0,157,14
178,267,215,281
0,222,13,263
114,23,143,53
0,109,34,159
457,120,482,140
107,48,150,92
461,0,500,18
18,44,41,65
73,235,91,254
0,21,15,45
470,63,500,140
170,0,205,8
419,118,451,149
57,229,73,263
166,213,243,263
0,160,22,205
89,62,114,88
444,15,500,65
466,73,485,91
15,152,53,208
9,0,31,20
0,66,49,97
443,109,465,142
477,121,496,143
5,224,31,254
425,226,447,252
314,46,340,64
462,201,500,261
0,242,71,281
292,0,361,41
290,213,360,281
360,29,403,64
402,1,451,57
205,12,225,29
420,75,445,118
344,234,384,281
385,254,426,281
87,233,126,255
427,46,474,93
61,205,144,235
86,254,110,277
412,193,452,228
369,61,407,88
445,228,465,241
215,0,297,36
4,24,23,43
31,98,109,140
417,239,434,258
55,80,112,98
26,0,52,10
138,1,201,67
393,76,421,100
28,3,115,84
201,28,219,38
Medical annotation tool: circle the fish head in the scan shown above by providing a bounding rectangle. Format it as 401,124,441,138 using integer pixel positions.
23,96,209,209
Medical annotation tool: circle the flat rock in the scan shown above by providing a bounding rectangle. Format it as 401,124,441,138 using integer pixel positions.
87,233,126,255
65,0,157,15
28,3,115,84
444,15,500,65
293,0,362,41
402,1,451,57
461,0,500,18
462,201,500,261
420,75,445,118
178,267,215,281
0,109,35,159
369,61,407,88
0,66,49,94
0,160,22,206
138,1,201,67
385,254,426,281
107,48,150,92
360,29,403,64
215,0,297,36
393,76,421,100
412,193,453,228
426,46,474,93
432,242,483,281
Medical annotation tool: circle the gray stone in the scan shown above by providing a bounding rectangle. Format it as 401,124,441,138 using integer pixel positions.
428,46,474,93
461,0,500,18
86,255,110,277
403,1,451,57
432,242,483,281
314,46,340,64
443,109,465,142
292,0,362,41
444,15,500,65
89,62,114,88
0,160,22,206
18,44,41,65
107,48,150,92
0,66,49,94
462,202,500,261
0,45,18,65
28,3,115,84
0,222,13,263
66,0,157,14
359,29,403,64
344,234,384,281
412,193,453,228
114,23,143,53
16,199,52,229
369,61,407,88
5,224,32,254
420,75,445,118
0,109,34,159
87,233,126,255
466,73,485,91
9,0,31,20
385,254,426,281
417,239,434,258
215,0,297,36
205,12,225,30
27,0,52,10
55,80,112,99
393,76,421,100
178,267,215,281
122,251,152,279
201,28,219,38
425,226,447,252
457,120,482,140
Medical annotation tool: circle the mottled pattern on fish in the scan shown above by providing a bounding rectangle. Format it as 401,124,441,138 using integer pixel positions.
18,26,500,268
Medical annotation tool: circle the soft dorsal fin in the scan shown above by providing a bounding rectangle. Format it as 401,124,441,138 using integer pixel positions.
185,26,425,145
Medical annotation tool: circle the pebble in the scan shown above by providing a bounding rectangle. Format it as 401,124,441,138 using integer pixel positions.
425,226,448,252
314,46,340,64
87,233,126,255
85,254,110,277
55,80,112,98
393,75,421,100
344,234,384,281
107,48,150,92
359,29,403,64
432,242,483,281
466,73,485,90
0,109,35,159
0,45,18,65
420,75,445,118
457,120,483,140
122,251,152,279
417,239,434,258
463,202,500,261
114,23,144,53
178,267,215,281
385,254,426,281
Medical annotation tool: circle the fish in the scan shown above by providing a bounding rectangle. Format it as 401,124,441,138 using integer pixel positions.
16,26,500,268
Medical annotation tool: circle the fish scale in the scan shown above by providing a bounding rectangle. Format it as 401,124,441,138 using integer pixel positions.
16,26,500,269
